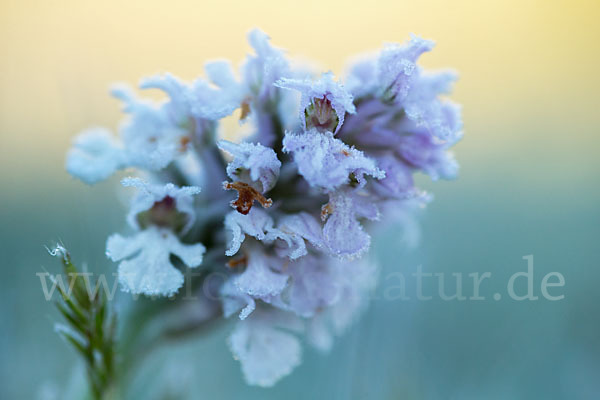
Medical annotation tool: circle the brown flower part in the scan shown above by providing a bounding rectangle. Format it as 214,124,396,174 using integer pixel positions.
137,195,187,232
227,254,248,269
239,98,251,121
320,202,333,222
179,136,191,152
223,181,273,215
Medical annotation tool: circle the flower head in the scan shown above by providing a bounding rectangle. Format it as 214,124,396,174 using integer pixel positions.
67,30,462,387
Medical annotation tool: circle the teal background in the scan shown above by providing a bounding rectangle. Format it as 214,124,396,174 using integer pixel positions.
2,134,598,399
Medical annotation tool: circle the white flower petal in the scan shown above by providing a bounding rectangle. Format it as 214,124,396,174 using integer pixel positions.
220,279,256,320
224,208,277,256
283,129,384,191
108,227,204,296
66,128,125,184
306,259,377,352
322,191,371,259
234,250,288,298
229,309,303,387
277,212,324,259
218,140,281,192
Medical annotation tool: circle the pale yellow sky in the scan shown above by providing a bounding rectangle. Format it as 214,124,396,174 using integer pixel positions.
1,0,599,181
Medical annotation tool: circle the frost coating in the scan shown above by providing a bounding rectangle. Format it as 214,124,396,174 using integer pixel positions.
121,177,201,233
105,178,204,296
283,128,384,192
224,208,281,257
66,128,126,184
218,140,281,192
378,34,435,102
66,66,242,184
322,190,377,259
277,212,325,259
345,34,463,144
234,250,288,299
276,72,355,134
221,279,256,320
107,227,205,296
66,30,462,387
228,310,303,387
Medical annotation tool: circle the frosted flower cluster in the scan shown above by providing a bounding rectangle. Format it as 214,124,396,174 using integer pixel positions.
66,30,462,386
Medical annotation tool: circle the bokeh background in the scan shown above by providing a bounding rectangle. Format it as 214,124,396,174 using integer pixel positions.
1,0,599,398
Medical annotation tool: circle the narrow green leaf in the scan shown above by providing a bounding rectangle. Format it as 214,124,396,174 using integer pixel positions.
59,330,92,364
55,302,84,332
60,294,88,325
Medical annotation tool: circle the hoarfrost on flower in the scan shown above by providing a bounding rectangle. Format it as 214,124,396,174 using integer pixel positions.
65,128,126,184
233,250,288,299
107,227,205,296
221,279,256,320
224,208,282,256
378,34,435,102
322,189,379,259
276,212,324,259
121,177,201,233
65,29,462,388
283,129,384,192
275,72,355,134
229,309,303,387
218,140,281,192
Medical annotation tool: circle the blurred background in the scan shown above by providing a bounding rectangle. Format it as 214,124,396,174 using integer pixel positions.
1,0,599,398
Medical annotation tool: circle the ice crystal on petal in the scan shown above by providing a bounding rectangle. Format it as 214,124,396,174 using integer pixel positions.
276,212,325,259
401,70,462,142
378,34,435,102
233,250,288,299
221,279,256,320
66,128,126,184
283,129,384,192
107,227,205,296
138,73,192,123
224,208,281,257
243,29,290,103
218,140,281,192
190,63,244,121
111,83,191,170
322,190,377,259
229,309,303,387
